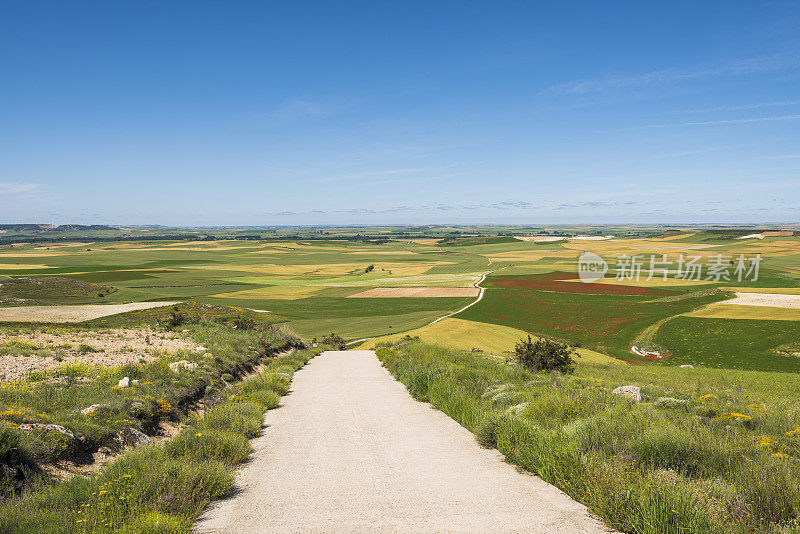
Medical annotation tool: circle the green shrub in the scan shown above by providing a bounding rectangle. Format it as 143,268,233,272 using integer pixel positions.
321,333,346,350
231,315,258,331
514,336,579,374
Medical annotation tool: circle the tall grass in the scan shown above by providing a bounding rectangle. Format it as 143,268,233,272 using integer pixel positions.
0,347,319,533
377,340,800,533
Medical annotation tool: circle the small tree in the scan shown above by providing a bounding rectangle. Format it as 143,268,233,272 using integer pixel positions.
514,336,579,374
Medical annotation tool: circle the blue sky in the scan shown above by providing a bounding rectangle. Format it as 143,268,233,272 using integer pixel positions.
1,1,799,226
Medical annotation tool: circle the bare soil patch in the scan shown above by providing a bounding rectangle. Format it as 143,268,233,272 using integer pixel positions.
0,328,193,381
513,235,566,242
347,287,480,298
0,301,181,322
726,292,800,309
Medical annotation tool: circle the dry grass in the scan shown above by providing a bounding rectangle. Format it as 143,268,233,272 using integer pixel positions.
211,285,324,300
190,262,446,277
347,287,480,298
0,264,51,270
685,303,800,321
318,272,484,288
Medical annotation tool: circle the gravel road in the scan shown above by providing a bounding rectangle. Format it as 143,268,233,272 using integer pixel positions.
194,350,610,533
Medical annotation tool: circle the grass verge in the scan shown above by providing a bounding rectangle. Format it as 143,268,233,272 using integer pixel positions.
376,340,800,533
0,347,319,532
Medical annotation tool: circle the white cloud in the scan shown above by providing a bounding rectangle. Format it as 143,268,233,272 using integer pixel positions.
539,56,799,96
0,182,43,194
644,114,800,128
680,100,800,114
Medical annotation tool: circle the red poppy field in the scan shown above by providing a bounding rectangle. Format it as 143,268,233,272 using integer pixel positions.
487,271,675,296
459,272,726,359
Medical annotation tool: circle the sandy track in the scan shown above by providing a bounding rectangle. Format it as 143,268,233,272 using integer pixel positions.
347,287,480,298
0,302,181,322
727,292,800,309
193,350,609,533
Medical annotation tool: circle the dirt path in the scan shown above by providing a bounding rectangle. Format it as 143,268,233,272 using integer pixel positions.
346,264,505,346
193,350,609,533
0,301,181,322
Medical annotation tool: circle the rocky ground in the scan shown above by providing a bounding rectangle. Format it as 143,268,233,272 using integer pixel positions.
0,328,195,381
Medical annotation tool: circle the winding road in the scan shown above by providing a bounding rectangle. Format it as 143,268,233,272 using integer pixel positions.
193,350,609,533
346,263,506,346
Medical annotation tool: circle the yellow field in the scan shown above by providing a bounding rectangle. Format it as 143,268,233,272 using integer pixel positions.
318,272,483,288
189,262,445,277
211,285,324,300
347,287,479,298
684,304,800,321
362,317,622,365
0,263,51,270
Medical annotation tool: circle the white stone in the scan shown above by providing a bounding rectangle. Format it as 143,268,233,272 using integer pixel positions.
118,426,154,448
679,365,694,369
169,360,198,372
81,403,109,415
118,376,130,387
612,385,641,402
18,423,75,439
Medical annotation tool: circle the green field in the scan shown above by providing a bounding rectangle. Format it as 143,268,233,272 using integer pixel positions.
2,227,799,370
653,317,800,372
